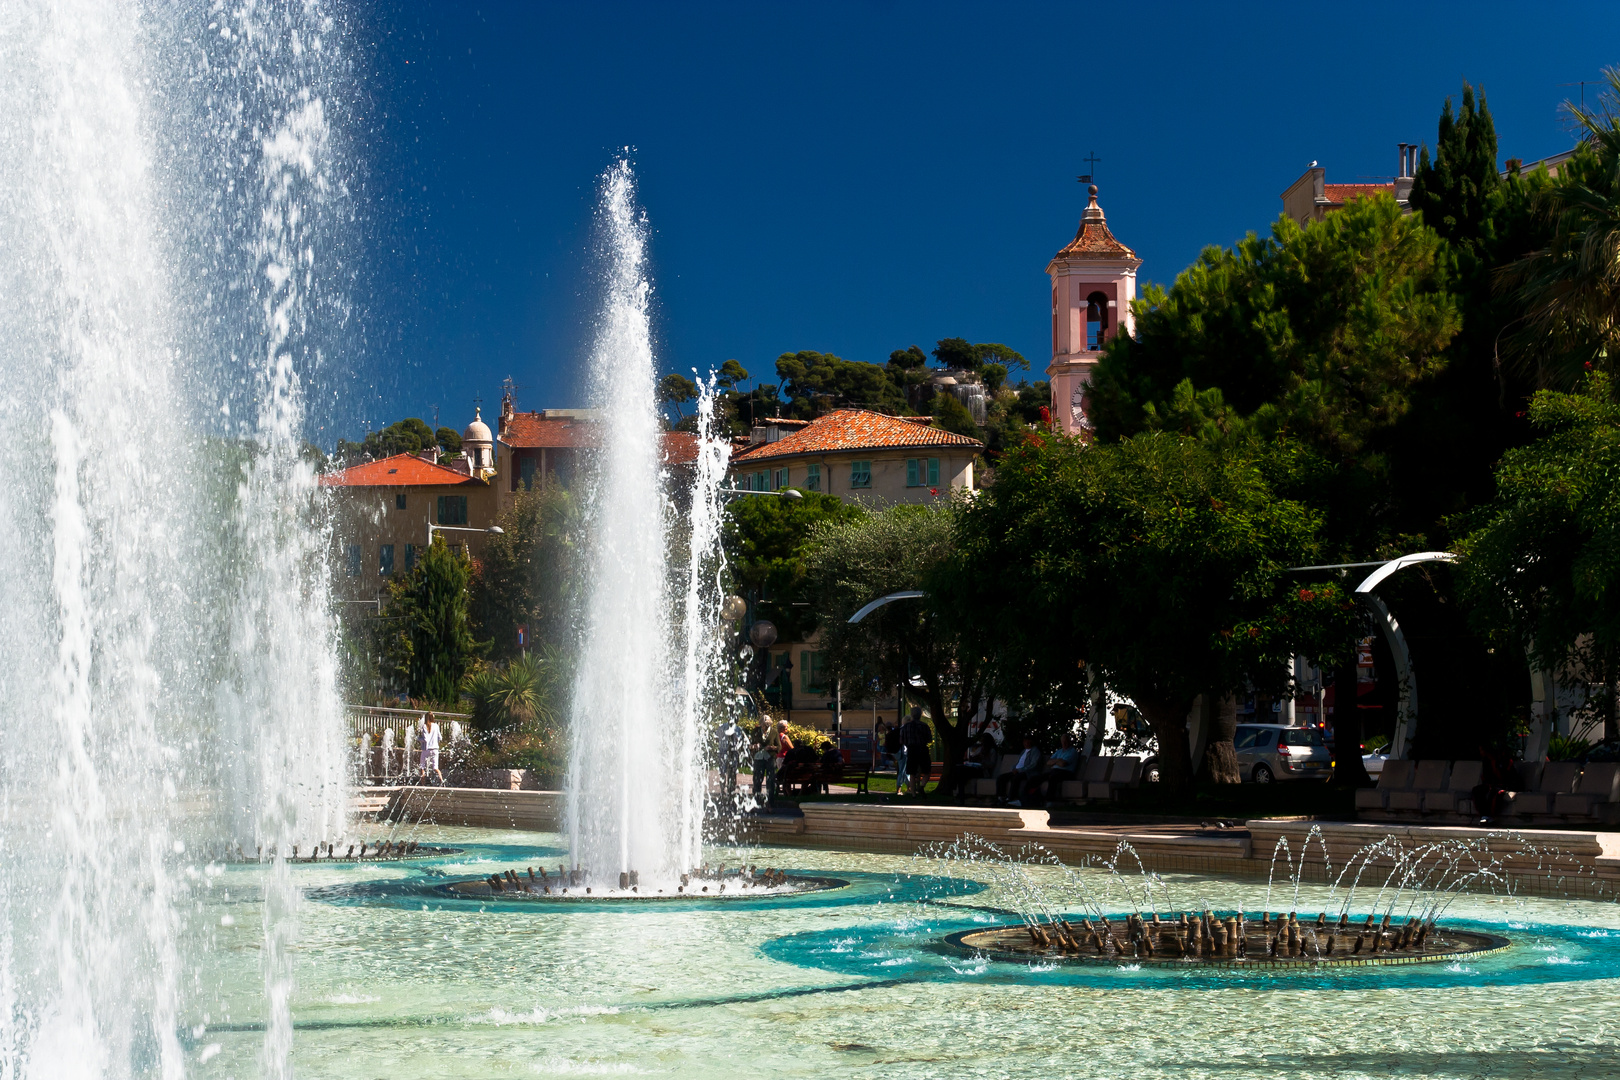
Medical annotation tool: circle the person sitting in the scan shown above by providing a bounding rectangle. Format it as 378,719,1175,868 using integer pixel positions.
996,736,1042,805
1027,733,1080,806
953,733,998,799
818,742,845,794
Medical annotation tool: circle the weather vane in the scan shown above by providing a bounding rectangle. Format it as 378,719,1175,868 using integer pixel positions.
1077,151,1102,184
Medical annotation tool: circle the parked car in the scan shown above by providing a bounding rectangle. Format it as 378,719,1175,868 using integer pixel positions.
1235,724,1331,783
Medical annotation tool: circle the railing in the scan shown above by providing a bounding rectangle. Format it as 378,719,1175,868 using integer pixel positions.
346,704,472,740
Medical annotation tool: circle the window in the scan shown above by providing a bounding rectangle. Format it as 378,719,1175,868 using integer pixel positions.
1234,727,1259,750
927,458,939,486
755,470,771,492
1086,291,1110,350
520,456,538,492
850,460,871,488
405,544,417,573
345,544,361,578
905,459,941,488
1281,728,1326,747
800,650,829,695
806,464,821,491
436,495,468,525
740,473,753,491
774,468,788,490
379,544,395,576
1256,729,1277,748
395,493,407,510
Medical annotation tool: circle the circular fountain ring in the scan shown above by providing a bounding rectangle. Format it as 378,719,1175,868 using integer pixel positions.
438,872,849,903
944,921,1510,969
220,846,464,865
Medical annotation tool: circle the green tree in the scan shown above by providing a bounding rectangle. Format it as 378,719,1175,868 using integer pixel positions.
1408,82,1501,258
941,431,1358,795
807,503,986,793
658,373,699,418
774,350,911,417
1456,373,1620,741
930,390,980,439
1091,194,1460,556
385,538,485,703
435,426,463,454
469,486,580,662
724,491,865,642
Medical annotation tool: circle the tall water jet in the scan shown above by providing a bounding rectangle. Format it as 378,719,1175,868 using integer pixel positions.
0,1,354,1074
568,161,725,885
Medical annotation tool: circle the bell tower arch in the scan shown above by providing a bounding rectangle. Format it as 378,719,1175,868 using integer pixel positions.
1046,184,1141,435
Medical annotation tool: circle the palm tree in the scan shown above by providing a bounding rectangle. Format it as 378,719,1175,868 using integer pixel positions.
462,651,563,747
1501,67,1620,387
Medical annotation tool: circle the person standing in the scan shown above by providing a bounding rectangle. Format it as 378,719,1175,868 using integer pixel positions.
717,718,743,802
420,712,443,785
900,707,933,796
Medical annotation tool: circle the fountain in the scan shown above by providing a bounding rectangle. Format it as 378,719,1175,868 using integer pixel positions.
0,2,351,1074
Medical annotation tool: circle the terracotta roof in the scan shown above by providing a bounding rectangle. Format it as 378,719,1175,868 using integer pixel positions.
730,409,982,463
500,412,597,449
662,431,700,466
1322,183,1392,205
320,453,484,488
500,411,698,466
1051,188,1137,261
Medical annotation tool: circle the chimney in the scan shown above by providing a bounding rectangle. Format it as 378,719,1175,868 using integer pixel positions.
1394,143,1416,208
418,445,439,465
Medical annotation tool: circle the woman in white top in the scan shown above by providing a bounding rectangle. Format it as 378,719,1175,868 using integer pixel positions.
421,712,443,785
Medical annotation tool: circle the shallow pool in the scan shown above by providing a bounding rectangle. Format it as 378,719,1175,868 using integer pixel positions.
188,826,1620,1078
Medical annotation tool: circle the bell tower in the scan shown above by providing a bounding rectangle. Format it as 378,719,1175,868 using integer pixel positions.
1046,184,1141,435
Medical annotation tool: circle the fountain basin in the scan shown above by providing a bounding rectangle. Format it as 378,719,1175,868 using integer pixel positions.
441,872,848,901
944,920,1510,969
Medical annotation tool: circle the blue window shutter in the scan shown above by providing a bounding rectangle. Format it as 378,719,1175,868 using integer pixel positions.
928,458,939,486
906,459,918,487
807,464,820,491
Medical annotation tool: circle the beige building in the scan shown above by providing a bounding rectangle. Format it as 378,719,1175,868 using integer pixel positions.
1280,144,1418,227
728,409,981,506
320,448,499,602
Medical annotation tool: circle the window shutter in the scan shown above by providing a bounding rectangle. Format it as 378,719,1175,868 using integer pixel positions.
928,458,939,486
906,459,918,487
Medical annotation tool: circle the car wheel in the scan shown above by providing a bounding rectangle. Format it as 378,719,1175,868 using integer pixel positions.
1252,763,1274,784
1143,760,1160,783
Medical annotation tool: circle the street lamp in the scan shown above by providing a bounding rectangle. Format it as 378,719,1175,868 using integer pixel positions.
720,487,803,502
427,523,504,547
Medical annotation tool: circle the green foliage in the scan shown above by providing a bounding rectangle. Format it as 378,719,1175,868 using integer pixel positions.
1408,82,1501,257
460,652,568,776
723,490,865,642
805,502,988,788
940,431,1357,794
1500,70,1620,388
932,338,1027,374
435,426,463,454
980,363,1009,394
774,350,911,417
1093,196,1458,465
888,345,929,371
384,538,485,703
717,359,750,389
1548,733,1596,762
469,485,581,662
337,417,436,462
658,373,699,417
1455,373,1620,676
930,390,980,439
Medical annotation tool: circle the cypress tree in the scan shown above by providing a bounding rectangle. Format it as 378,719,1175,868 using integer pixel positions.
1407,82,1501,256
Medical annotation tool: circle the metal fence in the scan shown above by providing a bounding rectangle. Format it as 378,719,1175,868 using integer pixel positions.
346,704,471,741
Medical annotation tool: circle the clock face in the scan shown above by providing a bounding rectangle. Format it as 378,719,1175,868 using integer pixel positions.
1070,380,1090,430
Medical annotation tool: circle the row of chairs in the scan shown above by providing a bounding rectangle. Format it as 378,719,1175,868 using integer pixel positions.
1357,759,1620,824
963,753,1143,803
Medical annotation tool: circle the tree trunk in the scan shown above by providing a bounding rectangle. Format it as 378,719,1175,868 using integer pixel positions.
1136,694,1196,796
1199,693,1241,784
1330,653,1373,788
924,682,971,797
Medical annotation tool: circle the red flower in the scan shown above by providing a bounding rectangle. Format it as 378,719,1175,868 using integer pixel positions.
1038,405,1051,425
1248,627,1261,638
1298,588,1315,602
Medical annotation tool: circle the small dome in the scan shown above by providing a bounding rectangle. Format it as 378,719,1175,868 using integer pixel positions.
463,407,493,444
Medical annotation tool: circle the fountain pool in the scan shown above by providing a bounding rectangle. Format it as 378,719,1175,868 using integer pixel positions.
181,826,1620,1078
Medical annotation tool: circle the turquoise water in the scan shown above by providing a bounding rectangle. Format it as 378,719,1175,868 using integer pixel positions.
190,827,1620,1078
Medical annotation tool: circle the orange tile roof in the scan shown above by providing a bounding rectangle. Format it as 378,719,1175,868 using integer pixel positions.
662,431,700,466
730,409,982,463
1053,219,1137,259
1322,183,1392,205
500,412,597,449
320,453,484,488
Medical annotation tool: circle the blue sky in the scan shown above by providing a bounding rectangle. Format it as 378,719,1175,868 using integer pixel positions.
324,0,1620,443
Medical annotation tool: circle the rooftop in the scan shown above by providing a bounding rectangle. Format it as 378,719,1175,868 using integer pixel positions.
320,453,485,489
731,409,983,464
1050,186,1137,261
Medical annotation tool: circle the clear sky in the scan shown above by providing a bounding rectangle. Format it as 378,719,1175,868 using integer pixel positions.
325,0,1620,444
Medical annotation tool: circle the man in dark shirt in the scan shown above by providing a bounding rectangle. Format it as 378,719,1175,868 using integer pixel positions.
899,707,933,795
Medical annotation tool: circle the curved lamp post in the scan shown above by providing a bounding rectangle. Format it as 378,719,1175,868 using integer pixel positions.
426,523,504,547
